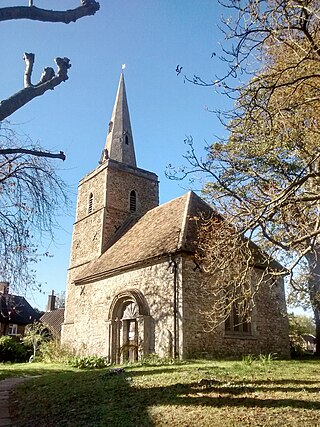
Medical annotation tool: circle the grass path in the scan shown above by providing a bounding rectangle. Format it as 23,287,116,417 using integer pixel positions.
1,359,320,426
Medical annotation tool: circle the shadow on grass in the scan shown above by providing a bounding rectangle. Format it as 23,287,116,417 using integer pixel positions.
0,363,74,381
10,366,320,427
245,378,320,385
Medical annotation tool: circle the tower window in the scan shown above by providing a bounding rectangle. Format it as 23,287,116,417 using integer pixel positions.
88,192,94,214
129,190,137,212
125,134,129,145
108,121,113,134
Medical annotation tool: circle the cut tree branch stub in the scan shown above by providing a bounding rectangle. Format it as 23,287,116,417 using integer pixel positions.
0,148,66,161
0,53,71,122
0,2,100,24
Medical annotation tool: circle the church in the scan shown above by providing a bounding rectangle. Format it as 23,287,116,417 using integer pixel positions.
61,73,290,362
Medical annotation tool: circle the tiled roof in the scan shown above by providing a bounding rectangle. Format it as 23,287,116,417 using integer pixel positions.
75,191,211,283
0,294,41,325
40,309,65,339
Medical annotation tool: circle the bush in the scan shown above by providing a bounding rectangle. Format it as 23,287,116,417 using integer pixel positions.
39,340,75,363
0,336,32,363
67,355,110,369
290,334,307,358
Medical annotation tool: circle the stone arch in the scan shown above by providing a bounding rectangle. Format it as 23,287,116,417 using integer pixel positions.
108,289,150,320
108,289,151,364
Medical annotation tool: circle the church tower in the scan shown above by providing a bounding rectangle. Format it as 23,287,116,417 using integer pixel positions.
63,73,159,339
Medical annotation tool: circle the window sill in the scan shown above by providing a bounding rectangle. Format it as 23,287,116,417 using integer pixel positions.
224,334,257,340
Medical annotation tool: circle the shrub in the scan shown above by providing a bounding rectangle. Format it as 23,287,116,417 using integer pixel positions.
39,340,75,363
290,334,307,358
0,336,32,363
67,355,110,369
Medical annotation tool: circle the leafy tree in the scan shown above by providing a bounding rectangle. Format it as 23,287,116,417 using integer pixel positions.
0,2,100,292
23,321,51,360
288,313,316,337
173,1,320,354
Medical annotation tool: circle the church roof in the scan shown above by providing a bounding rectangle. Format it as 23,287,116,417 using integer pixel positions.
103,73,137,167
75,191,211,283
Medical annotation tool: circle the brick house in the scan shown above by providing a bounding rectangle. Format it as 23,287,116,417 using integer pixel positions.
61,74,290,362
0,282,40,337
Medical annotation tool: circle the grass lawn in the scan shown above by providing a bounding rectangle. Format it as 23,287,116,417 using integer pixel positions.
1,358,320,426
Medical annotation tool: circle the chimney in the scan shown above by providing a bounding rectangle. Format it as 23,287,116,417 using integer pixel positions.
47,290,56,312
0,282,9,295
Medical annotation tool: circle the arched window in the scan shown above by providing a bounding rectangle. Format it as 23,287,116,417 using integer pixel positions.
88,192,93,214
108,121,113,134
129,190,136,212
125,134,129,145
225,301,252,336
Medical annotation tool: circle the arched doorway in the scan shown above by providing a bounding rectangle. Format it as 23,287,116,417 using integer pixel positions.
108,289,151,364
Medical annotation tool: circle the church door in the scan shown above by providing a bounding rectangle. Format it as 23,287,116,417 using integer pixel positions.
121,303,139,362
108,289,151,364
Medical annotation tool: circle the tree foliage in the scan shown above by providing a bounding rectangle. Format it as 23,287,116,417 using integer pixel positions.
288,313,316,337
172,0,320,353
23,321,51,360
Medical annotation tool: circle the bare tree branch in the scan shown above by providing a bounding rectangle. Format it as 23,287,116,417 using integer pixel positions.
0,54,71,121
0,2,100,24
0,148,65,161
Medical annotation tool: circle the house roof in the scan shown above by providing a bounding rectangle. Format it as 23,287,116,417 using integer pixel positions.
40,309,65,339
75,191,211,284
0,294,41,325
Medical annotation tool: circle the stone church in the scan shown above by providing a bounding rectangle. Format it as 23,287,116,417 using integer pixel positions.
61,73,290,362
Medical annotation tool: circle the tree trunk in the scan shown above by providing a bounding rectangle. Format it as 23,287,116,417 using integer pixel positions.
314,304,320,356
306,249,320,355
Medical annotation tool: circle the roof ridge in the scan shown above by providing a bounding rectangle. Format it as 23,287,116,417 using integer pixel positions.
177,191,192,250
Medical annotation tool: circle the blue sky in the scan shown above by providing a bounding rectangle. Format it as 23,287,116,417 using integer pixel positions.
3,1,232,310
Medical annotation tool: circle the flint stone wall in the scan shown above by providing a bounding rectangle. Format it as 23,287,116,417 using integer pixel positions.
181,256,290,359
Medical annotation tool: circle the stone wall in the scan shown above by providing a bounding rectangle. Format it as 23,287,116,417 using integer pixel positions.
69,164,107,271
62,258,178,359
69,160,158,272
63,159,159,346
62,252,290,360
181,255,290,359
103,161,159,249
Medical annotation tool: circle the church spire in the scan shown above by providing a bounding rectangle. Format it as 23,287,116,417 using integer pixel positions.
102,72,137,167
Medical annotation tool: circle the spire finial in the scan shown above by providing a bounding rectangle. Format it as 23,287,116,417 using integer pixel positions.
122,64,126,72
102,72,137,167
